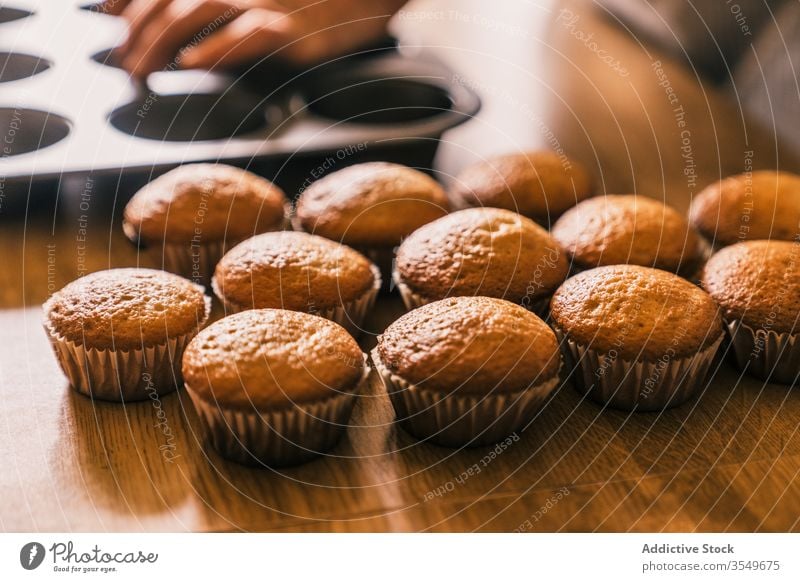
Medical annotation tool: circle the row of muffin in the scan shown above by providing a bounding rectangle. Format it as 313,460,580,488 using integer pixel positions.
120,153,800,279
120,154,799,388
43,153,800,468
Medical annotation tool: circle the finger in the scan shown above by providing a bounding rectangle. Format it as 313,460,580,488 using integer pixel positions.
96,0,134,16
119,0,172,54
124,0,240,77
179,8,291,70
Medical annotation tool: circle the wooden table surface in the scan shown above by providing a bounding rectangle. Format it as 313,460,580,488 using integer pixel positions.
3,0,800,532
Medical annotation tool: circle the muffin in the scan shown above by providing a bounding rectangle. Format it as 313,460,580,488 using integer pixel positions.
212,231,380,336
393,207,569,315
449,150,593,225
550,265,723,411
552,194,708,276
43,268,210,401
373,296,561,447
183,309,369,466
702,240,800,383
123,164,289,285
294,162,449,283
689,170,800,247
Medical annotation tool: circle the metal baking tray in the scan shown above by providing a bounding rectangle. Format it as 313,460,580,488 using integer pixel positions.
0,1,480,202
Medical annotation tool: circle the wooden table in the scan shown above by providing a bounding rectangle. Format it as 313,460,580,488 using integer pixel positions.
2,0,800,532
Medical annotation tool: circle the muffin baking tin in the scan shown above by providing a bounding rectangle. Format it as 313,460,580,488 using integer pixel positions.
0,1,480,198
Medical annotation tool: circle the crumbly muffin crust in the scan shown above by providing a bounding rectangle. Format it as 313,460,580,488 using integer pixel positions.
450,150,592,222
44,268,209,350
689,171,800,246
213,231,376,312
377,296,560,395
702,240,800,333
123,164,288,244
552,194,703,272
296,162,449,247
395,207,568,304
183,309,364,410
550,265,722,360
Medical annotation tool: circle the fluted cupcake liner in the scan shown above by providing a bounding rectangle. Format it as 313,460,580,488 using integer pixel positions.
554,326,723,411
185,357,370,467
124,208,290,287
726,320,800,384
371,347,560,447
213,263,381,337
392,269,551,319
44,296,211,402
156,240,233,287
392,270,426,311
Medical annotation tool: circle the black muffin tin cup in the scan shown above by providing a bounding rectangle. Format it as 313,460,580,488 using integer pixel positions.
0,1,480,202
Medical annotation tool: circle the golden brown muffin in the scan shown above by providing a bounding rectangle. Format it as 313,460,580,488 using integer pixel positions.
183,309,366,465
44,268,209,351
123,163,288,245
377,296,559,395
449,150,593,224
295,162,449,247
394,207,568,307
701,240,800,383
552,195,704,273
183,309,364,410
689,171,800,247
551,265,722,360
44,268,210,401
374,296,561,446
213,231,377,313
702,240,800,333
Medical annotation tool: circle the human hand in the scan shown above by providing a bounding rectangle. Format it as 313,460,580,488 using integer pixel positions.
103,0,406,78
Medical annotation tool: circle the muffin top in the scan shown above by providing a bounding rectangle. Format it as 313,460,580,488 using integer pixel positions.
702,240,800,333
450,150,592,223
183,309,364,410
552,194,703,273
689,171,800,246
395,207,569,304
550,265,722,360
43,268,209,350
123,164,288,244
377,296,559,395
213,231,377,312
295,162,449,247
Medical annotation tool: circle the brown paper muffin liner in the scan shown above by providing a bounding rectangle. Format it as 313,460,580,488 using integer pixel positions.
186,357,370,467
123,206,290,287
554,326,723,411
213,263,381,337
371,347,560,447
155,240,233,287
726,319,800,384
44,296,211,402
392,269,551,319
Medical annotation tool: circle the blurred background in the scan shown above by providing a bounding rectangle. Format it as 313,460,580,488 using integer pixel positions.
396,0,800,198
2,0,798,215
